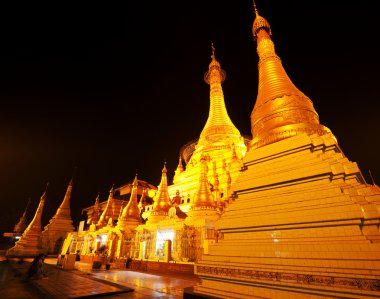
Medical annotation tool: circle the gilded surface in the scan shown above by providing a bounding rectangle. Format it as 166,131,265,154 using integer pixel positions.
191,157,216,209
97,186,115,226
168,47,247,209
250,11,332,149
118,175,141,226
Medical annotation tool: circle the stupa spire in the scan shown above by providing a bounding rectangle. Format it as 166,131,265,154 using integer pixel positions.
249,2,332,149
199,44,241,143
27,184,48,232
13,198,31,234
55,179,73,218
148,163,172,223
98,185,115,226
118,174,141,229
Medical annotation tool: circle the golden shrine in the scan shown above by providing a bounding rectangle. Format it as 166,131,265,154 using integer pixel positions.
193,3,380,298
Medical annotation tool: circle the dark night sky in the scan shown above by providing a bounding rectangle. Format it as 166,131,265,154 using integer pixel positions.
0,1,379,236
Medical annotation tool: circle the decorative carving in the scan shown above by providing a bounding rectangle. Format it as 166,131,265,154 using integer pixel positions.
197,266,380,292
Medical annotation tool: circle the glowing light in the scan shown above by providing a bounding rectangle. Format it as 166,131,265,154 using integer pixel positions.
148,189,156,198
100,234,108,245
156,230,175,256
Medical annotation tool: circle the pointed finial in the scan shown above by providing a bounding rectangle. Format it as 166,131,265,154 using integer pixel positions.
211,42,215,59
253,0,258,15
133,173,138,186
41,182,49,200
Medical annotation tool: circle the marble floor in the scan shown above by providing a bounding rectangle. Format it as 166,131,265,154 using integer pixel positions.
44,258,199,298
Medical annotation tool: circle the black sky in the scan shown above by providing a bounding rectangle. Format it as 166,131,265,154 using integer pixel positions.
0,1,379,235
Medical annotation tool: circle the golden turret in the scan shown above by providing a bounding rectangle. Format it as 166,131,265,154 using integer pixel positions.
249,3,332,149
199,44,242,144
118,175,141,229
98,185,115,226
149,163,172,223
192,157,215,210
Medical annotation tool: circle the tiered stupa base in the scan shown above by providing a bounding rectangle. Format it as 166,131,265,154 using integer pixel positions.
194,133,380,298
7,232,44,257
41,218,74,254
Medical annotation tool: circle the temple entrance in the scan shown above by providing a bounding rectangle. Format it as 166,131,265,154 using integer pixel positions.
54,237,64,254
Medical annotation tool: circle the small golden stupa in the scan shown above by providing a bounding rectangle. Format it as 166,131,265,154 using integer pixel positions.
117,174,142,230
148,163,172,223
7,186,48,256
41,179,75,254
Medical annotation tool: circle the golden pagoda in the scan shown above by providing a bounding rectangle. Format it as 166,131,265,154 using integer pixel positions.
168,45,248,210
41,179,75,254
7,186,48,257
193,3,380,298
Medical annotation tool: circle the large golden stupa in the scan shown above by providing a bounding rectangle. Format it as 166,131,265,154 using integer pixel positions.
193,3,380,299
